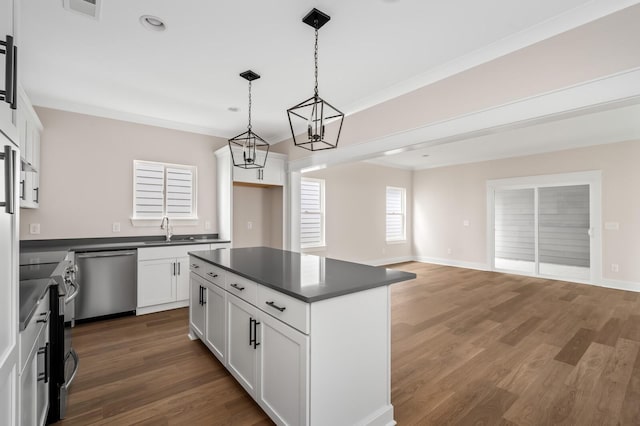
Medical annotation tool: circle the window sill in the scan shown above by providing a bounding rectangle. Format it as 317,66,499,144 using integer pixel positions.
386,239,407,245
130,217,199,227
301,245,327,253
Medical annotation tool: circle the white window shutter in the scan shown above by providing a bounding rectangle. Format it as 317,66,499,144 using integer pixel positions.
300,178,324,247
134,162,165,218
166,167,194,217
386,187,405,241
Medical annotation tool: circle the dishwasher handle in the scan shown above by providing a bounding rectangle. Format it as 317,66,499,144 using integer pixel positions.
76,251,136,259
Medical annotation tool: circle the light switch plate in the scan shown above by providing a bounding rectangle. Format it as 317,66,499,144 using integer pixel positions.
112,222,121,233
604,222,620,231
204,221,211,230
30,223,40,234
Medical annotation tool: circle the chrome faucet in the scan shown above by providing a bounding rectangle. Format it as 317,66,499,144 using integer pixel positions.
160,216,173,241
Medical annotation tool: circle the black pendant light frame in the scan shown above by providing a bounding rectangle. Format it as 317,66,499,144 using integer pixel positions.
229,70,270,169
287,8,344,152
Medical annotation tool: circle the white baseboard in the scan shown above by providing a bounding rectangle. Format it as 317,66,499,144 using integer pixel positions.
364,256,415,267
136,299,189,316
598,278,640,293
413,256,490,271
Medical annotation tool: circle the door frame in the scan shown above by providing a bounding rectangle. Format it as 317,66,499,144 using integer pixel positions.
486,170,602,284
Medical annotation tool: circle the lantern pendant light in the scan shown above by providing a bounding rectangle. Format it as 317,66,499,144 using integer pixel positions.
287,8,344,151
229,70,270,168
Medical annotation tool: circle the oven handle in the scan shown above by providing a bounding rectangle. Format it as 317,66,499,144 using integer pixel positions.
65,281,79,304
63,348,79,390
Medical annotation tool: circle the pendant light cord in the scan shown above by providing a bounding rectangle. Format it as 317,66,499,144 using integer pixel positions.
314,24,319,97
247,80,252,131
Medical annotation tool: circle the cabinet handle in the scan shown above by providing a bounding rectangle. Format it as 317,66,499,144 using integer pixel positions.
230,283,245,291
199,285,203,305
249,318,260,349
191,263,200,269
177,262,181,275
265,301,286,312
202,287,206,305
0,35,16,108
172,262,176,276
33,187,39,203
37,311,50,324
37,343,49,383
19,179,24,200
0,146,15,214
207,272,218,278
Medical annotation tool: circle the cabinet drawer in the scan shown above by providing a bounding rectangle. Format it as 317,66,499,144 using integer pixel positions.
226,273,258,306
257,286,309,334
20,292,50,374
190,258,226,288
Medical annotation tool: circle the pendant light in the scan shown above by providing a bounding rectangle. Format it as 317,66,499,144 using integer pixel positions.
287,8,344,151
229,70,270,168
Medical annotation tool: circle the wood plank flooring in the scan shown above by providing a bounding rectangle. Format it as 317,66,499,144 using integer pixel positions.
54,262,640,425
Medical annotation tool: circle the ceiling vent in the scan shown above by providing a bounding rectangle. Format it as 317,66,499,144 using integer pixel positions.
63,0,101,20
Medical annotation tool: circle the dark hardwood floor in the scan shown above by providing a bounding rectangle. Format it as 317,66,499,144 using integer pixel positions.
55,262,640,425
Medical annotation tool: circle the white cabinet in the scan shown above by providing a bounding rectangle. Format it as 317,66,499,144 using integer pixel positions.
229,149,286,187
137,244,215,315
189,271,227,364
226,294,259,397
17,89,43,209
204,282,226,363
19,291,50,426
258,311,309,426
189,254,395,426
0,0,17,139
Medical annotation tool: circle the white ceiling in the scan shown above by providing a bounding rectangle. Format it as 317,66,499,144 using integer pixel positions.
366,102,640,170
18,0,628,142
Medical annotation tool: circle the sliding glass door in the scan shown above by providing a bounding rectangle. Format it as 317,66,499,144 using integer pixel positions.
489,172,600,283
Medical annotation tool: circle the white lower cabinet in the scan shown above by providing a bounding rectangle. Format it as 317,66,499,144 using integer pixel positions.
226,294,258,396
189,273,206,339
258,311,308,426
204,281,226,363
137,244,215,314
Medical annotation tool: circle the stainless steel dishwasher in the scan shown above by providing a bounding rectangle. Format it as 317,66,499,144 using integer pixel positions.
75,250,137,320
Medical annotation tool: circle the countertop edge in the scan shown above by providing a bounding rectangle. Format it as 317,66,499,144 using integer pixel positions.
188,251,417,303
19,279,55,331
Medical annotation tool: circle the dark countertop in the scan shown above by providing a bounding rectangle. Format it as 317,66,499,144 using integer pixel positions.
19,277,57,331
189,247,416,303
20,234,230,261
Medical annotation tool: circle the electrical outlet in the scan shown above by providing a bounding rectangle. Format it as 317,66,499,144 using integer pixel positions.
247,221,253,230
204,221,211,230
611,264,619,273
30,223,40,235
112,222,121,233
447,248,452,255
605,222,620,231
463,220,469,227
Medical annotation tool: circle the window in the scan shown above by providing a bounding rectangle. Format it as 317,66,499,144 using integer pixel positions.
300,177,325,248
386,186,406,241
133,160,197,220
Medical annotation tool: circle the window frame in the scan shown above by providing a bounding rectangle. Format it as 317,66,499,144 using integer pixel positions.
300,177,326,249
131,160,198,225
386,186,406,242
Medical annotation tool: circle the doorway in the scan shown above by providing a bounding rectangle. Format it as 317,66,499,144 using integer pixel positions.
487,171,601,283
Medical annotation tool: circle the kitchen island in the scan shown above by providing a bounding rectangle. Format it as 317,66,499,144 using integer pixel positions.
188,247,415,426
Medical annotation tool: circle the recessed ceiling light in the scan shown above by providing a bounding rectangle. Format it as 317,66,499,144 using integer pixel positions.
140,15,166,32
228,107,240,112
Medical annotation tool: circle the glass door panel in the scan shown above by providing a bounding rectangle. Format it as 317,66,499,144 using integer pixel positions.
494,188,535,273
538,185,590,280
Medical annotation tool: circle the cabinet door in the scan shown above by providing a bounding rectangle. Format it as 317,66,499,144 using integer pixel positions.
0,0,15,133
258,313,309,426
261,157,284,186
175,257,189,301
204,283,226,364
189,273,205,338
226,294,258,397
35,327,49,426
137,258,176,308
232,165,260,185
20,351,36,426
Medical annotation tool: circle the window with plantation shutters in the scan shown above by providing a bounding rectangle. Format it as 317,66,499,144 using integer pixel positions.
133,161,197,220
300,178,325,248
386,186,406,241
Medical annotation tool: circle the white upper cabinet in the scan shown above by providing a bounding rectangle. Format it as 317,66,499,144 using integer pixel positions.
0,0,17,140
225,147,287,187
17,89,43,209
